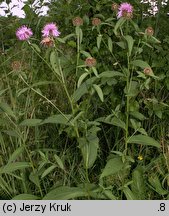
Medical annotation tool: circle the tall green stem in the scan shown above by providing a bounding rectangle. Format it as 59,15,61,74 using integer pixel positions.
125,53,130,155
75,26,81,76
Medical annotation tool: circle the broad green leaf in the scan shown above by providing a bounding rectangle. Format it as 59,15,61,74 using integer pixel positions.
41,165,57,178
43,186,86,200
8,146,24,164
148,175,168,195
91,67,99,77
29,171,40,188
97,116,126,130
108,37,113,53
73,77,97,102
131,60,150,69
124,35,134,57
79,126,100,169
50,51,60,76
131,166,146,199
42,114,72,125
129,111,146,121
0,102,15,118
19,119,42,126
0,162,30,174
123,186,137,200
93,84,104,102
116,41,126,49
127,135,160,148
99,71,124,78
77,72,89,88
3,130,19,137
80,50,91,58
100,156,124,178
97,34,102,49
12,194,40,200
126,81,139,97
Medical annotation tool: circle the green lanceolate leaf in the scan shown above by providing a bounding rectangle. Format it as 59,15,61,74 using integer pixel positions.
97,34,102,49
42,114,72,125
124,35,134,57
103,190,117,200
99,71,124,78
148,175,168,195
108,36,113,53
0,162,30,174
43,186,86,200
100,156,124,178
123,186,137,200
73,77,97,102
76,26,83,44
31,43,41,53
79,126,100,169
19,119,42,126
8,146,24,164
41,165,57,178
114,17,126,35
54,154,65,170
77,72,89,88
0,102,16,119
93,84,104,102
80,50,91,58
50,51,60,76
131,60,150,69
131,166,146,199
127,135,160,148
29,171,40,188
97,116,126,130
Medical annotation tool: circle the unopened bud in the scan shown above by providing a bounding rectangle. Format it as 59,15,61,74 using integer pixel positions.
145,27,154,36
72,17,83,26
85,57,96,67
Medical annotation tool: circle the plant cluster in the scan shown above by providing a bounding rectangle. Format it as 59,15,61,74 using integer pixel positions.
0,1,169,200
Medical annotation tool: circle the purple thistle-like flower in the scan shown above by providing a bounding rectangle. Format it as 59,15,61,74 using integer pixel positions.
42,23,60,38
16,26,33,41
117,2,133,19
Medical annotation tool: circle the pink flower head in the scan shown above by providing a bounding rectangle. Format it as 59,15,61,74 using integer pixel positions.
42,23,60,38
117,2,133,19
16,25,33,41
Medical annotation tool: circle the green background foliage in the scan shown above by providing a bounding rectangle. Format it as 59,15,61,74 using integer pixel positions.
0,0,169,200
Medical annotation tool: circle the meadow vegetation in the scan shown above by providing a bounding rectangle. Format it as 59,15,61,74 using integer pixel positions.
0,0,169,200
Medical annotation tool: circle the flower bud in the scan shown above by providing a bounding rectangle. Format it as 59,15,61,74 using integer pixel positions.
144,67,153,76
111,3,119,11
92,18,101,26
85,57,96,67
40,37,54,47
11,60,22,71
145,27,154,36
72,17,83,26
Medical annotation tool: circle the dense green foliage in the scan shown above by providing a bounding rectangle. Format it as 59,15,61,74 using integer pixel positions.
0,0,169,200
